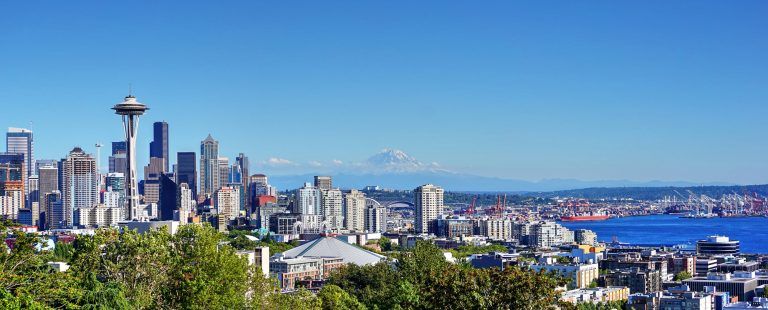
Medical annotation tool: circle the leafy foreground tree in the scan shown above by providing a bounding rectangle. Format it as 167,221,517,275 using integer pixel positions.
328,240,566,310
0,223,322,309
0,224,566,309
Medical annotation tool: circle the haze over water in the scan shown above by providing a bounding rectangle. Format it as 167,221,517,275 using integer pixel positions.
560,214,768,254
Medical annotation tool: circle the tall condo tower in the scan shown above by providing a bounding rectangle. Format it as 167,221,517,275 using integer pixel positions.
112,94,148,220
414,184,444,234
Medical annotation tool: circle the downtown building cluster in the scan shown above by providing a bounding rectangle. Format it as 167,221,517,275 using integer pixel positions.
5,96,768,309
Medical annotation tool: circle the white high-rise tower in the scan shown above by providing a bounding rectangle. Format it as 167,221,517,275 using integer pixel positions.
112,95,148,220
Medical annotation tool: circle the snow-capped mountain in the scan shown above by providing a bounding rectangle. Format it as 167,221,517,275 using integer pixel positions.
363,148,441,173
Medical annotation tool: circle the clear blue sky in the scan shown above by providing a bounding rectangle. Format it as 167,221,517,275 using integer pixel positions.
0,1,766,184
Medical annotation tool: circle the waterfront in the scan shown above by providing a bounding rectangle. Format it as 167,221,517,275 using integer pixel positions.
560,214,768,254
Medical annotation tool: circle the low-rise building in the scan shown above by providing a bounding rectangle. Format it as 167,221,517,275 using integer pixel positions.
560,286,630,304
470,252,520,271
659,284,714,310
724,297,768,309
433,215,473,239
531,263,599,289
270,257,324,290
684,272,759,302
602,268,662,294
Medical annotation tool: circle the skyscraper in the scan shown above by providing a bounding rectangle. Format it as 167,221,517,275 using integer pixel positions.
199,135,219,196
232,153,250,206
6,128,33,177
149,121,169,173
0,153,25,220
176,152,196,199
37,163,58,215
322,188,344,229
158,173,177,221
62,147,98,227
218,157,230,185
26,174,39,225
108,141,127,174
44,191,64,230
6,128,33,197
112,95,148,220
314,176,332,191
414,184,444,234
344,189,366,231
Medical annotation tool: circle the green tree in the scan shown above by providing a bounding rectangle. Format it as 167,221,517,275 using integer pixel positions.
164,224,251,309
674,271,692,281
268,288,321,310
77,273,132,310
329,240,564,310
51,242,74,262
327,262,404,309
588,279,598,288
317,284,366,310
378,236,394,252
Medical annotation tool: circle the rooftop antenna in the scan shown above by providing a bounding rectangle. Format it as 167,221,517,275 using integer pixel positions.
128,83,134,98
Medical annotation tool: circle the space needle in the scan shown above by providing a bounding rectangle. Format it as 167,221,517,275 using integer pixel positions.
112,93,148,220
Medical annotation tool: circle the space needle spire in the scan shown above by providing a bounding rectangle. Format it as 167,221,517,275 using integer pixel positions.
112,93,149,220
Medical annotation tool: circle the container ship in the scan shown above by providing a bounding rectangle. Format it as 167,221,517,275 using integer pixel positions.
561,211,610,221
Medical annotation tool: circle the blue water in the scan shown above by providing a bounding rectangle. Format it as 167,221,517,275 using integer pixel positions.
559,215,768,254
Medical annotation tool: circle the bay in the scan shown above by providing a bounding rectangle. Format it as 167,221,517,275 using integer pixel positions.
559,214,768,254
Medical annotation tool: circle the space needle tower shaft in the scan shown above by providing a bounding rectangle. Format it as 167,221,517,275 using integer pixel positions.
112,94,148,220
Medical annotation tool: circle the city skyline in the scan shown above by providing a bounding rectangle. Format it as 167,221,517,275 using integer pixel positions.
2,3,768,309
1,1,766,185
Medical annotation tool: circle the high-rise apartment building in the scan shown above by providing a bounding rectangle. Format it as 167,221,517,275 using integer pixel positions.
414,184,444,234
199,135,219,196
322,188,344,229
177,183,195,224
344,189,366,231
314,176,332,191
365,202,387,233
62,147,98,227
295,182,322,215
215,186,240,220
176,152,197,199
149,121,169,173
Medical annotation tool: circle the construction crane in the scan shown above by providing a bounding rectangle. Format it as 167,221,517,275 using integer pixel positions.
464,196,477,215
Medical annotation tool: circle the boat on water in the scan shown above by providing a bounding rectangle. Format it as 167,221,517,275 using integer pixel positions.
561,212,610,221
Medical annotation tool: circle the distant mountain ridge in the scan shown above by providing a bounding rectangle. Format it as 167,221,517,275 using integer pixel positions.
268,172,733,192
264,149,738,192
